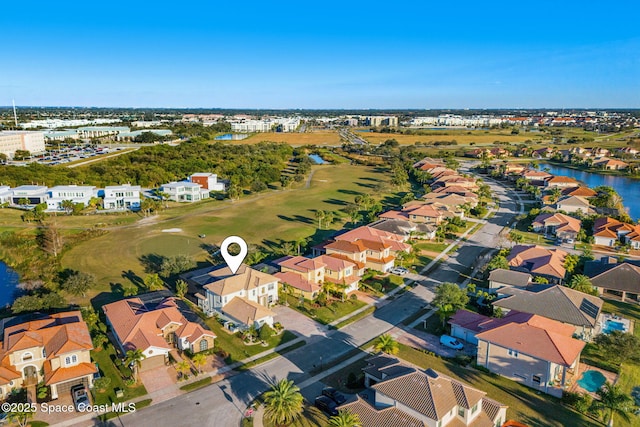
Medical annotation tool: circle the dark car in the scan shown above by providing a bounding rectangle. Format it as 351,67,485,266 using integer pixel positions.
322,387,346,405
314,395,338,416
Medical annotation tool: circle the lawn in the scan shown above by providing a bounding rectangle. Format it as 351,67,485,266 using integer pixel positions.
395,344,601,427
360,274,403,297
360,130,543,146
414,241,449,253
238,131,343,146
90,344,147,406
203,317,298,365
280,293,367,325
59,164,399,303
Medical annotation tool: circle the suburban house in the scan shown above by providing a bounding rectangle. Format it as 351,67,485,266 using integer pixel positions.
380,203,444,225
185,264,279,328
507,245,568,283
190,173,226,192
46,185,96,211
370,218,437,240
561,186,597,198
340,354,508,427
544,176,580,189
274,254,359,298
102,184,141,211
0,311,96,400
593,158,629,170
554,195,595,215
487,268,532,290
492,285,603,340
585,257,640,302
337,226,411,248
521,169,552,181
593,217,636,247
10,185,49,205
103,295,215,371
624,225,640,249
475,313,585,397
321,240,367,275
531,212,581,241
161,181,209,202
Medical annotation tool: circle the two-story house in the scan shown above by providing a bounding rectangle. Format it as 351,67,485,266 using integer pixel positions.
0,311,96,400
185,264,280,328
274,255,359,299
322,240,367,276
339,354,508,427
190,173,226,192
161,181,209,202
103,295,215,371
46,185,96,211
102,184,141,210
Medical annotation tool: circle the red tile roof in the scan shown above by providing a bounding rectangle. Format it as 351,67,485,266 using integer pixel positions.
274,271,321,293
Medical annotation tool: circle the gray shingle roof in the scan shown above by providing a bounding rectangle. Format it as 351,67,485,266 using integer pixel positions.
493,285,602,327
488,268,531,287
590,262,640,293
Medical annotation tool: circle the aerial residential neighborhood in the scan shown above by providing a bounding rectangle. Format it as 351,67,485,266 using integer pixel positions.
1,3,639,427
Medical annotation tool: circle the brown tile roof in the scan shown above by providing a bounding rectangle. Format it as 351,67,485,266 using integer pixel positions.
338,396,427,427
222,297,274,325
316,255,355,271
43,361,97,386
532,213,581,233
546,176,580,184
2,311,93,355
274,271,321,293
193,264,279,296
0,365,21,386
325,253,366,270
475,315,585,366
337,226,411,252
324,239,367,254
507,245,568,279
372,370,485,420
562,186,597,197
103,296,213,352
277,256,326,273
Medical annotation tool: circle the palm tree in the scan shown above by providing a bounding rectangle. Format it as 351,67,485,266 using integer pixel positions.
176,360,191,379
60,199,75,215
7,407,34,427
329,410,361,427
569,274,596,295
594,382,633,427
315,210,326,229
263,379,304,426
192,353,207,373
124,349,146,382
375,334,399,355
144,273,165,291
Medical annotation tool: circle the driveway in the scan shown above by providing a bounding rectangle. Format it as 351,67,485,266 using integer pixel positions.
272,305,329,340
394,325,475,358
139,365,177,396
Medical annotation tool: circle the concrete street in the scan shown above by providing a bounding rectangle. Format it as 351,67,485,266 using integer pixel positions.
69,172,522,427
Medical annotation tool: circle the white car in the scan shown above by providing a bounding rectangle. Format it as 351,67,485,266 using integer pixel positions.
389,267,409,276
440,334,464,350
72,385,90,411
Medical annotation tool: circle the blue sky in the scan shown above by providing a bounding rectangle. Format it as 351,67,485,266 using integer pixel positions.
2,1,639,108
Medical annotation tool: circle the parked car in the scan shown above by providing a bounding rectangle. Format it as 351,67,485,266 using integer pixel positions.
314,395,338,416
440,334,464,350
322,387,346,405
72,385,90,411
389,266,409,276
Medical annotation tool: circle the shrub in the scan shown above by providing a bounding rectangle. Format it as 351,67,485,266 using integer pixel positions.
259,324,274,341
349,294,358,301
93,377,112,392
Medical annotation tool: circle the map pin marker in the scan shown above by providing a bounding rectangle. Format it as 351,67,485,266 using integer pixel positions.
220,236,248,274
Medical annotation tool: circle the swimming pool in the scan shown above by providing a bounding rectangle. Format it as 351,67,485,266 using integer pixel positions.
603,319,628,334
577,370,606,392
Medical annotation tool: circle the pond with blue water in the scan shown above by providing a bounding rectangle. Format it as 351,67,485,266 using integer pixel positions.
214,133,249,141
308,154,327,164
0,261,20,308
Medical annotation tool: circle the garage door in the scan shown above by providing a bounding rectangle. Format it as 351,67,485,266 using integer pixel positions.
56,377,88,396
140,355,166,372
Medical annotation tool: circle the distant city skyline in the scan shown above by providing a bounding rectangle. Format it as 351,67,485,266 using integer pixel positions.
2,1,639,109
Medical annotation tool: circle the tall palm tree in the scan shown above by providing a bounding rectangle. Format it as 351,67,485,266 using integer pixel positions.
315,210,325,229
594,382,633,427
124,349,146,382
375,334,399,355
329,410,361,427
192,353,207,373
263,379,304,426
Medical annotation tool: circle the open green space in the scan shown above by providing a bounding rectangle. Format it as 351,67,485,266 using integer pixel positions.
414,241,449,253
57,164,398,303
280,293,367,325
90,344,147,406
396,344,600,427
204,316,297,365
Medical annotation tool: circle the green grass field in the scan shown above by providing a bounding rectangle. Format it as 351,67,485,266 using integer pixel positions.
57,164,399,303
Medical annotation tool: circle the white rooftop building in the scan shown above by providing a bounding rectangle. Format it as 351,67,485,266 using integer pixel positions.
102,184,141,211
161,182,209,203
46,185,96,211
10,185,49,205
0,186,12,204
190,173,226,192
230,117,300,133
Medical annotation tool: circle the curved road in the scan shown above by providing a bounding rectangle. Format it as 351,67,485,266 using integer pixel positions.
83,171,522,427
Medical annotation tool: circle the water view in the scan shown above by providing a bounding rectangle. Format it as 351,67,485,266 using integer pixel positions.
540,163,640,220
0,261,19,308
214,133,249,141
308,154,327,164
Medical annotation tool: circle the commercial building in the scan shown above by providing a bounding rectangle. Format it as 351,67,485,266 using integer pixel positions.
0,131,46,159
